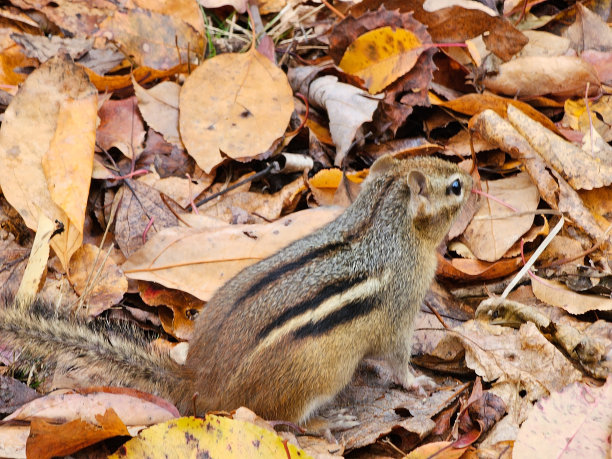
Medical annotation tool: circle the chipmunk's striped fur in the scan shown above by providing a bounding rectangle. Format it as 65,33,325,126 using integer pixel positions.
0,155,471,424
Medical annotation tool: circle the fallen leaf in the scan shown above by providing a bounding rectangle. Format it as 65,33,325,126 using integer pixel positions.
306,75,381,166
26,409,129,459
108,415,310,458
122,207,342,301
114,180,180,258
532,279,612,315
339,26,425,94
6,387,178,427
96,96,146,159
68,243,128,317
513,379,612,458
483,55,600,98
133,78,181,147
0,54,97,270
98,8,203,70
463,173,539,262
179,48,294,173
507,104,612,190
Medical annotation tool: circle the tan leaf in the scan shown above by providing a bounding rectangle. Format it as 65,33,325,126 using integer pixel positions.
463,173,539,262
179,49,294,173
133,78,181,146
307,75,381,166
469,109,604,240
197,0,247,13
6,387,178,427
483,55,600,98
433,320,582,417
531,279,612,315
98,8,203,70
122,207,342,301
0,55,97,269
67,243,128,317
514,379,612,458
507,104,612,190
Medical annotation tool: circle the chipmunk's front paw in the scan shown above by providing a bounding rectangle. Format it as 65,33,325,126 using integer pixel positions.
396,371,437,397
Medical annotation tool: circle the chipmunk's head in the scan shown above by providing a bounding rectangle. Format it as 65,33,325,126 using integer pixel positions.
367,154,472,244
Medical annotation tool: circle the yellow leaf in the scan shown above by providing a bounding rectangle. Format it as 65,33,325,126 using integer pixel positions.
339,26,423,94
109,415,312,458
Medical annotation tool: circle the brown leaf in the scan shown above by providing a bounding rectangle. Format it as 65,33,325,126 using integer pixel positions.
26,409,129,459
9,0,115,35
68,244,128,316
462,173,539,262
507,104,612,190
133,78,181,147
469,108,604,240
565,3,612,53
532,279,612,315
437,254,523,281
98,8,203,70
483,56,600,98
97,96,146,159
139,283,204,340
350,1,527,60
114,180,180,258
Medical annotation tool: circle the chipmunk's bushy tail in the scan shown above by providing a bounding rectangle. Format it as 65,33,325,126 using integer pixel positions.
0,300,184,403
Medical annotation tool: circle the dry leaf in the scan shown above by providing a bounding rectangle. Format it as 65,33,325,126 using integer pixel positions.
532,279,612,315
507,104,612,190
122,207,342,301
463,173,539,262
513,379,612,458
339,26,425,94
483,56,600,98
98,8,203,70
0,54,97,269
114,180,180,258
133,78,181,147
97,96,145,159
26,409,129,459
179,49,294,173
307,75,381,166
67,243,128,316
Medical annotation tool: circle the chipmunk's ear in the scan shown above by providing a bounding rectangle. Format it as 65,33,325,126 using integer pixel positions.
408,169,429,198
368,154,397,178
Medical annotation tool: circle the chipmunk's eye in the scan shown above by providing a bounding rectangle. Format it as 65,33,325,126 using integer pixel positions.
447,179,462,196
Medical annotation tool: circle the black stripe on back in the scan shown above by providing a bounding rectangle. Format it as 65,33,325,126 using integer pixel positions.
231,176,396,313
292,294,379,339
256,272,368,340
230,241,348,312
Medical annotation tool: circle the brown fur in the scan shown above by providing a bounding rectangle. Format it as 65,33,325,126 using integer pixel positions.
0,155,472,423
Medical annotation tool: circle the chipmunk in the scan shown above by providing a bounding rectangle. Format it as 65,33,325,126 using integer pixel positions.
0,155,472,424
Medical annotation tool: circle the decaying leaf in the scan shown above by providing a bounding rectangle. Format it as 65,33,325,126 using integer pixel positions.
108,415,309,458
339,26,425,94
